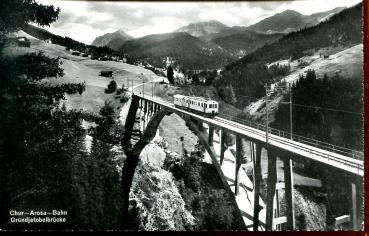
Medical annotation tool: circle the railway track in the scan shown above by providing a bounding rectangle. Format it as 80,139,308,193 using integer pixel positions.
133,94,364,176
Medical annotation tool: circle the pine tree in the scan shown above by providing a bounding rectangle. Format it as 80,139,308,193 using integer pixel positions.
167,66,174,84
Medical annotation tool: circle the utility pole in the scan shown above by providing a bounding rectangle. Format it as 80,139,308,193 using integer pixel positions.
142,75,145,98
265,84,269,144
289,83,293,140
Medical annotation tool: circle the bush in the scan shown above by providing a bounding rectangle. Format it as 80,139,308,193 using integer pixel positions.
120,92,130,103
105,80,117,94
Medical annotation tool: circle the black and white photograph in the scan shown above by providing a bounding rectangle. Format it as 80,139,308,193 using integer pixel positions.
0,0,365,231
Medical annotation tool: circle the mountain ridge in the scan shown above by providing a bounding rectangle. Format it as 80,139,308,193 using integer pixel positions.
120,31,233,70
92,30,133,50
247,6,346,34
175,20,229,37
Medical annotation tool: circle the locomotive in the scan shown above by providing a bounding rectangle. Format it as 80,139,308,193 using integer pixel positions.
173,94,219,117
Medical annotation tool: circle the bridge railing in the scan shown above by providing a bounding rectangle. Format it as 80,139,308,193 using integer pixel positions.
217,114,363,175
217,113,363,161
134,94,363,168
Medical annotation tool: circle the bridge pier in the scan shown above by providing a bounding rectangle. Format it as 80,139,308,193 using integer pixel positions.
220,129,226,165
266,150,277,231
198,120,203,131
350,182,358,230
149,101,154,120
208,126,214,146
121,95,140,146
143,100,148,130
138,100,142,131
147,101,151,120
283,157,295,230
235,135,242,195
253,141,262,231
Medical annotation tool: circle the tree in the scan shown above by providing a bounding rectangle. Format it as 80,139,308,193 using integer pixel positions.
105,80,117,94
0,0,60,42
219,84,237,105
87,103,122,229
167,66,174,84
205,70,217,85
0,52,86,228
192,74,200,85
0,0,125,230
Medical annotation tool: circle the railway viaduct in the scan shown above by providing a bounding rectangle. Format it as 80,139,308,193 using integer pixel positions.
121,93,364,231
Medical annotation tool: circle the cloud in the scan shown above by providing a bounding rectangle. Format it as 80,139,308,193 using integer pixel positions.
36,0,362,44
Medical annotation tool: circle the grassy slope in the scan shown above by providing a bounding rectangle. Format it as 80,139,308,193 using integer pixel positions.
245,43,363,121
3,31,159,118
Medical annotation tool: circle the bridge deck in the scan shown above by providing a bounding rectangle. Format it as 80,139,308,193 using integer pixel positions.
135,94,363,177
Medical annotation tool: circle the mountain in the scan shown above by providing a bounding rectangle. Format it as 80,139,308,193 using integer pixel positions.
208,29,284,58
92,30,133,50
175,20,229,38
215,3,362,106
120,32,233,70
248,7,346,34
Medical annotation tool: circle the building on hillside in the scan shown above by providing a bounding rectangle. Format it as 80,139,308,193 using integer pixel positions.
163,56,176,68
99,70,113,77
71,51,81,56
45,38,52,44
6,37,30,47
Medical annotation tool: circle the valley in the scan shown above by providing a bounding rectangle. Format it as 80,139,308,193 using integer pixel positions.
0,0,364,231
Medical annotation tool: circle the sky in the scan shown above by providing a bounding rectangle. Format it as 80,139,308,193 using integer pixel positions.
36,0,362,45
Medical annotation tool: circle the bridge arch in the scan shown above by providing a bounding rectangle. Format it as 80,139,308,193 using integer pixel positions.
120,99,247,229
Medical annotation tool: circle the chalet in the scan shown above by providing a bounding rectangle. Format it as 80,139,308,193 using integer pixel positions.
7,37,30,47
71,51,81,56
99,70,113,77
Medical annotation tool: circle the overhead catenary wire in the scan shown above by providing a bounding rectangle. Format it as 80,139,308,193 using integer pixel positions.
291,103,362,116
238,92,361,116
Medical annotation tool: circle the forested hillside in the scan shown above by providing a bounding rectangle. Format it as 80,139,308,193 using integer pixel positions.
22,24,120,59
273,70,362,150
215,3,362,104
210,31,283,57
120,32,234,70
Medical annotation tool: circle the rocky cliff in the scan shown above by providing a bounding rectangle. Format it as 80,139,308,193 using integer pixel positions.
128,142,195,230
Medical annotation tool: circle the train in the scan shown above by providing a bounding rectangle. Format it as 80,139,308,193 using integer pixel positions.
173,94,219,117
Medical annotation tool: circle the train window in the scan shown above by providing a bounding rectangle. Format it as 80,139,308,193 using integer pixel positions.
209,104,212,108
205,104,207,108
